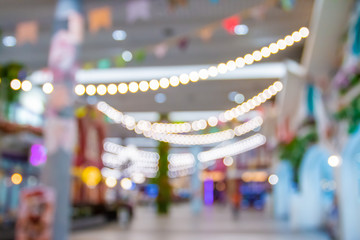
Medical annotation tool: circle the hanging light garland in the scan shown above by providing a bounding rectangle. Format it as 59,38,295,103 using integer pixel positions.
197,133,266,162
69,27,308,96
97,80,280,136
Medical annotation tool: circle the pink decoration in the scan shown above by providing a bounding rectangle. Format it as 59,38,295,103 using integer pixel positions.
16,21,38,45
126,0,150,24
29,144,47,166
153,43,168,59
222,15,241,34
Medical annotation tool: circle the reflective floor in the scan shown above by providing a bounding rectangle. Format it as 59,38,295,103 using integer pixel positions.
70,204,330,240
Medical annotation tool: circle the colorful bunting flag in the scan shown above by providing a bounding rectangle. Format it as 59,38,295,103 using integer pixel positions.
199,27,214,42
222,15,241,35
114,56,126,67
134,49,147,62
16,21,38,45
281,0,296,11
168,0,188,11
209,0,219,4
97,59,111,69
88,7,112,34
178,38,189,51
153,43,168,59
126,0,151,23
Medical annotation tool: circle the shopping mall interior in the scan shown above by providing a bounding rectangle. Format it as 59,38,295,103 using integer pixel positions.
1,0,360,239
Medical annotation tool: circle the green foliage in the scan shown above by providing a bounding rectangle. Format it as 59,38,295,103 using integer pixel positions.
0,62,24,118
278,125,317,182
335,92,360,134
156,140,171,214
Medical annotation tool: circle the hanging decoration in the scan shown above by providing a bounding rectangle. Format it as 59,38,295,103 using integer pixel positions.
88,6,112,34
126,0,151,24
222,15,241,35
15,21,38,45
281,0,296,11
168,0,188,11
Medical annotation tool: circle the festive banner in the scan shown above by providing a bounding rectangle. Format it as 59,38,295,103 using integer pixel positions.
88,6,112,34
168,0,188,11
126,0,151,23
16,21,38,45
153,43,168,59
222,15,241,34
199,27,214,42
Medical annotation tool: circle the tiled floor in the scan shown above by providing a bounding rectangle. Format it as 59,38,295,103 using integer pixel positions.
70,204,330,240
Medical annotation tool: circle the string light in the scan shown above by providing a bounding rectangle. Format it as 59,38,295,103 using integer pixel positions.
74,27,309,96
97,80,280,137
42,83,54,94
10,79,21,90
197,133,266,162
21,80,32,92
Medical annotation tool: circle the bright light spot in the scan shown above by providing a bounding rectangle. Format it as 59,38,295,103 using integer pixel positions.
269,43,279,54
149,79,160,90
223,156,234,167
86,84,96,96
252,50,262,61
328,155,341,167
107,84,118,95
234,24,249,35
179,74,190,84
118,83,128,94
208,116,218,127
21,80,32,92
96,84,107,95
131,173,146,184
228,91,238,101
112,30,127,41
189,71,200,82
82,166,102,187
75,84,86,96
236,57,245,68
277,39,287,50
11,173,22,185
274,81,283,91
208,66,218,77
299,27,310,38
42,83,54,94
10,79,21,90
128,82,139,93
292,31,302,42
268,174,279,185
284,35,294,46
155,93,166,103
217,63,227,74
261,47,271,58
235,93,245,104
105,177,117,188
122,50,133,62
199,69,209,79
170,76,180,87
160,78,170,88
3,36,16,47
244,54,254,65
120,178,133,190
139,81,149,92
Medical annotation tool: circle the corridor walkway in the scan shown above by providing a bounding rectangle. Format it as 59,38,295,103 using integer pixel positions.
70,204,330,240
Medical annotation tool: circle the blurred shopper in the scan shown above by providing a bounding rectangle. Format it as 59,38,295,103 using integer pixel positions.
231,192,242,220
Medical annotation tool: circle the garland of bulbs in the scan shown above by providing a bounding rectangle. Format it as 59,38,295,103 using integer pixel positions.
9,27,309,96
96,79,280,145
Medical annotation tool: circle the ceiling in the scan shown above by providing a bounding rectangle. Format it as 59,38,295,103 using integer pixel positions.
0,0,315,143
